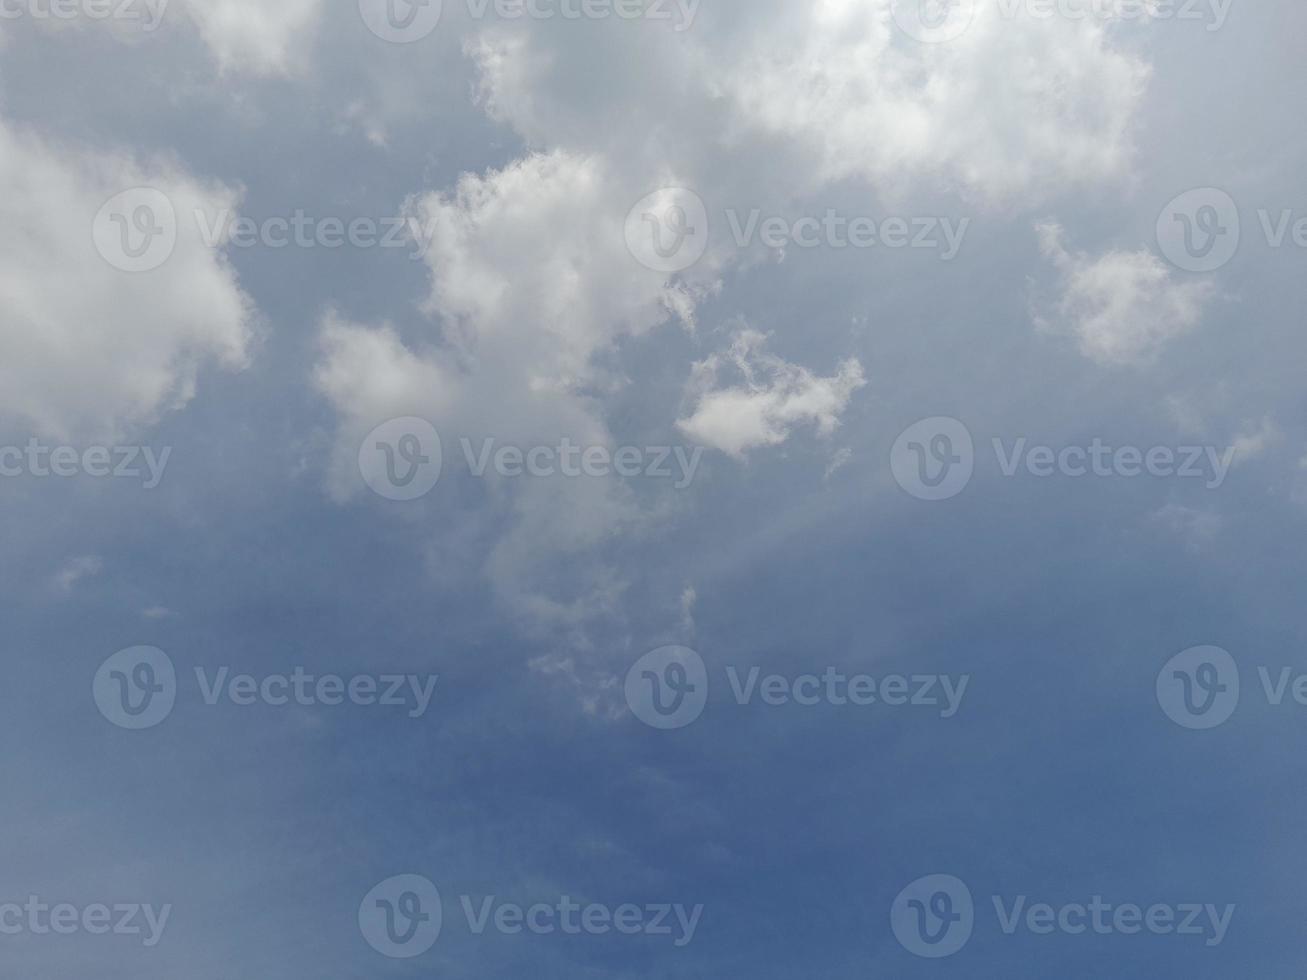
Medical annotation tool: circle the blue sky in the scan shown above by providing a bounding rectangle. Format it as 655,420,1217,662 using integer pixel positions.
1,1,1306,976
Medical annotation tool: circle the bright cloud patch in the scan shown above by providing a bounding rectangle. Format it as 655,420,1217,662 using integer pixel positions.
718,0,1150,202
1033,222,1215,366
181,0,323,75
677,330,865,458
316,152,724,622
0,119,252,441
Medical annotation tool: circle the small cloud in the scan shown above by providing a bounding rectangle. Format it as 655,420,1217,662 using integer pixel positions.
1032,222,1215,366
824,447,854,481
677,330,865,459
680,586,698,635
53,555,103,594
142,606,176,621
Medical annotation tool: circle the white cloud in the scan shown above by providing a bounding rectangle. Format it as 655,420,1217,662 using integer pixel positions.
468,0,1150,204
180,0,323,75
677,329,865,459
1033,222,1215,366
0,119,253,441
315,152,724,622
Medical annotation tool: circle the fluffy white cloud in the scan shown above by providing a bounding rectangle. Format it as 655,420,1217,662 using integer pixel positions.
316,152,724,622
720,1,1150,203
677,330,865,458
0,119,253,440
1033,222,1215,366
467,0,1151,204
180,0,323,75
